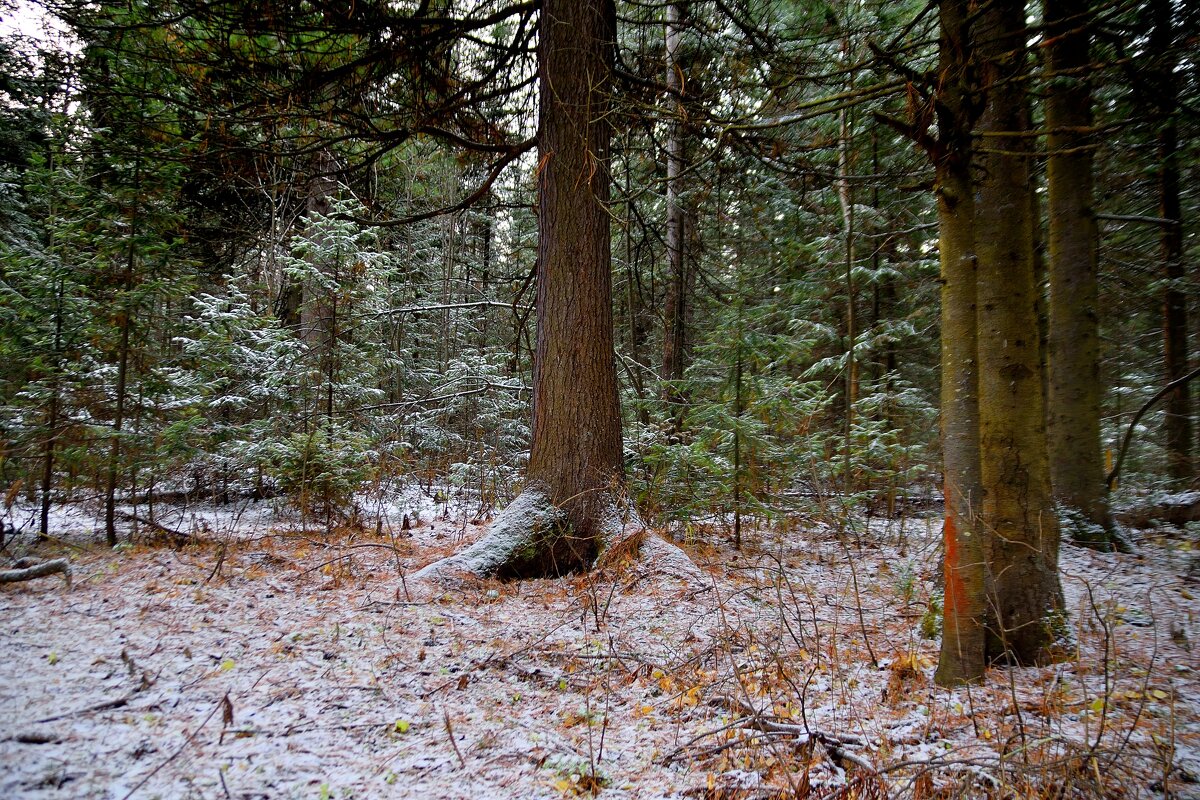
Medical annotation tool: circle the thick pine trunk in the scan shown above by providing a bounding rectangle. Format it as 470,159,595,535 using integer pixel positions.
974,0,1065,664
1045,0,1120,546
414,0,623,581
934,0,987,687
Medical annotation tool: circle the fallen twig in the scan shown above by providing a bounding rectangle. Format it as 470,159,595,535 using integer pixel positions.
32,690,136,724
443,706,467,769
120,698,224,800
705,692,876,773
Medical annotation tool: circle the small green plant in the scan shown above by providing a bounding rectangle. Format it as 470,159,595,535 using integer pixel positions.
266,427,369,523
544,755,608,795
920,592,942,639
893,560,917,604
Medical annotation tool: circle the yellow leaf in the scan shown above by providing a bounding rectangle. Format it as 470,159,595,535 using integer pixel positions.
1151,689,1169,701
220,658,236,672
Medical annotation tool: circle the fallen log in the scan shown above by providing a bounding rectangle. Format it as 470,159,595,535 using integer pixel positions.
114,510,198,545
0,558,70,587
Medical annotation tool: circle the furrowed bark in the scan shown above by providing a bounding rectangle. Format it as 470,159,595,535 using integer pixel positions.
414,0,622,580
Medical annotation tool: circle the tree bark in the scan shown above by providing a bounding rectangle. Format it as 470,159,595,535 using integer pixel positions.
934,0,987,687
1150,0,1190,483
414,0,623,581
1045,0,1120,547
974,0,1065,664
661,1,690,437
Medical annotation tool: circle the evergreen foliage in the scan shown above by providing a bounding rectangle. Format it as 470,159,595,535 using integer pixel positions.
0,0,1194,557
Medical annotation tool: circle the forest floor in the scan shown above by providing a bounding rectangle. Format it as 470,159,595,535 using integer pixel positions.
1,489,1197,800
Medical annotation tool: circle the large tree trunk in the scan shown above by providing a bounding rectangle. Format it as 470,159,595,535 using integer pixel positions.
1045,0,1122,547
974,0,1065,664
934,0,987,687
414,0,623,581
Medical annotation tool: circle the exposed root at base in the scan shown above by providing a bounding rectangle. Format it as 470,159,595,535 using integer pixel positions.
411,489,706,586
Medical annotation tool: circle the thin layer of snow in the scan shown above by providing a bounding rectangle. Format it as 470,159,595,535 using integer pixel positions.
410,489,564,581
1,494,1196,799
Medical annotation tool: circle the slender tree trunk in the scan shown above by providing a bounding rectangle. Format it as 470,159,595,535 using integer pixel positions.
104,253,134,547
661,1,690,437
1151,0,1190,482
974,0,1065,664
838,102,857,498
104,147,142,547
732,348,743,550
934,0,987,687
40,279,64,540
1045,0,1119,546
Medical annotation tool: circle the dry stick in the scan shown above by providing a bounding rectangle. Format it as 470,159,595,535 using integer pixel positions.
1107,364,1200,489
120,699,223,800
442,706,467,769
32,690,137,724
205,542,226,584
659,716,754,765
710,579,803,797
114,510,197,544
836,521,879,668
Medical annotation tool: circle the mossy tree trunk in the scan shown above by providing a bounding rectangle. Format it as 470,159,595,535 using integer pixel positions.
974,0,1065,664
1045,0,1121,547
933,0,988,687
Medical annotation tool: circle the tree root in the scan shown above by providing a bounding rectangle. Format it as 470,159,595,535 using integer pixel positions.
412,488,706,585
0,558,70,587
411,489,569,582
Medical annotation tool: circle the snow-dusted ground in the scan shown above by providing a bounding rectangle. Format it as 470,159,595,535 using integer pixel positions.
1,493,1197,799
